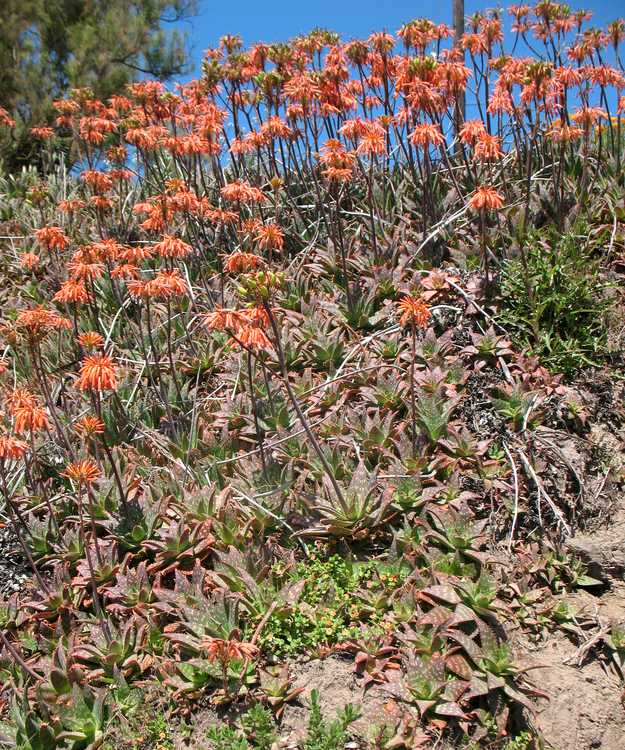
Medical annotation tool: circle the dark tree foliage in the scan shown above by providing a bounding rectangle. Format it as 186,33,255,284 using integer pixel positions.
0,0,198,171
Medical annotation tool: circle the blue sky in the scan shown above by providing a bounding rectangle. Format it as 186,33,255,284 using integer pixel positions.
178,0,624,75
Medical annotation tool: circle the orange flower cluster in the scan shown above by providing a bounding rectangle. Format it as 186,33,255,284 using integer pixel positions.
78,331,105,350
81,170,113,193
397,296,431,329
255,224,284,252
0,435,27,461
30,126,55,140
224,252,265,274
202,637,258,664
62,459,101,485
221,180,266,203
473,134,503,162
53,279,93,304
0,107,15,128
468,186,505,211
16,307,71,339
318,139,356,182
151,235,193,259
127,268,189,300
409,123,444,148
35,226,69,252
354,120,387,157
7,389,50,435
74,416,105,438
76,353,118,392
20,253,40,271
205,306,272,350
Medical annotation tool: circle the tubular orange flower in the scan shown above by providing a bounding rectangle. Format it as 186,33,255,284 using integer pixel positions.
261,115,292,139
16,307,71,337
234,324,273,350
473,134,503,161
255,224,284,252
35,227,69,252
76,353,118,392
90,195,113,211
30,126,55,139
79,116,116,144
468,186,504,211
0,107,16,128
220,180,266,203
152,234,193,259
53,279,93,304
319,139,356,182
125,126,163,149
14,404,50,435
397,296,431,328
78,331,105,350
107,142,129,160
571,106,607,128
322,165,355,182
546,122,583,143
67,259,105,281
244,306,270,328
202,208,239,225
487,90,514,115
81,170,113,193
147,269,189,299
6,389,37,413
62,459,101,485
409,123,445,148
0,436,27,461
120,245,154,263
240,218,263,236
110,168,133,182
127,279,151,300
338,118,369,141
204,307,247,331
203,637,258,663
58,199,86,214
111,263,140,280
356,123,387,156
224,252,265,274
74,416,105,439
20,253,40,271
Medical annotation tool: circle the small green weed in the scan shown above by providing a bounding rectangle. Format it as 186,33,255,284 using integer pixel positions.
204,698,358,750
503,731,534,750
240,705,276,750
500,224,613,377
304,689,361,750
256,554,404,656
207,724,250,750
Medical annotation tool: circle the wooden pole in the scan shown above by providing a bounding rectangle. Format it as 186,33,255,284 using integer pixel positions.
453,0,466,150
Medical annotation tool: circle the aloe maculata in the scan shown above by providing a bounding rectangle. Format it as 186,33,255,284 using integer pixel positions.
0,2,624,745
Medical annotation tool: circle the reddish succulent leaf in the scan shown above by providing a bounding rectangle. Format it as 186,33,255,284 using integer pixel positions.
503,684,537,713
486,672,506,691
418,605,453,627
420,585,461,605
446,654,473,681
444,630,482,663
464,676,490,700
435,701,467,718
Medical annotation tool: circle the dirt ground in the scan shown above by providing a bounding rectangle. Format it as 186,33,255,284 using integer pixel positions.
172,508,625,750
518,632,625,750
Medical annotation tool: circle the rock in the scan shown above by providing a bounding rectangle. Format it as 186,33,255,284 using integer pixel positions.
566,519,625,583
0,526,29,599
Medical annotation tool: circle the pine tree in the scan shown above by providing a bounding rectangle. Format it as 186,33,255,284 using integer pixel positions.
0,0,197,171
